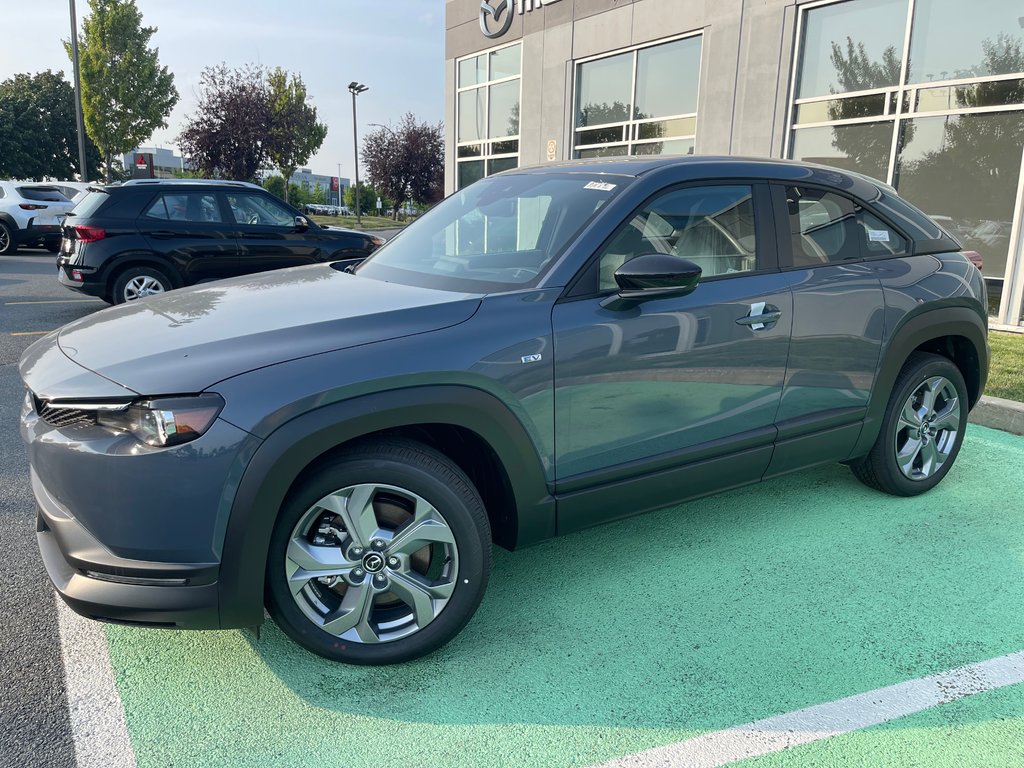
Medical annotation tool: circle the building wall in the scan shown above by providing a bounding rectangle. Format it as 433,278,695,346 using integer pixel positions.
445,0,1024,327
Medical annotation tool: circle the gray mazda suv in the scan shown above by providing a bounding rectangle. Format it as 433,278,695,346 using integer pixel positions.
20,157,989,665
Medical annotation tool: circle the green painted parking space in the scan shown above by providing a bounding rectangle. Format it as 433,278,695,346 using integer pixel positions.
105,426,1024,767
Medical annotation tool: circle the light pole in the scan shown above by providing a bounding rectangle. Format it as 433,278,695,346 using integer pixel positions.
337,162,342,209
68,0,89,181
348,82,368,224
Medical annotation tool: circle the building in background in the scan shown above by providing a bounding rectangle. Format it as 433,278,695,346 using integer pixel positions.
444,0,1024,328
121,146,190,178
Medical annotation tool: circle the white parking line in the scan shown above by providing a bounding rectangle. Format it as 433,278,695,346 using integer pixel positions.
5,300,99,305
55,597,137,768
593,650,1024,768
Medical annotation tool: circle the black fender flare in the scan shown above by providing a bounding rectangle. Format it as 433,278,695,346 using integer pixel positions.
0,212,19,234
103,254,184,289
217,385,555,629
850,306,988,457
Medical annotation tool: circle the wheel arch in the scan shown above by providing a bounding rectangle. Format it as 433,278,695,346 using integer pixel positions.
105,255,182,291
850,306,988,458
216,385,555,629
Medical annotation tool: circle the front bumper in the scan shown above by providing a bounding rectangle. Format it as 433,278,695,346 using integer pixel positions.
34,468,222,629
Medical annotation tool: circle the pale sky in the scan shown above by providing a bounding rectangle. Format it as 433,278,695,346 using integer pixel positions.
0,0,445,181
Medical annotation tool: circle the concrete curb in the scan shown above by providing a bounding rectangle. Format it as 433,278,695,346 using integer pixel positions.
970,395,1024,436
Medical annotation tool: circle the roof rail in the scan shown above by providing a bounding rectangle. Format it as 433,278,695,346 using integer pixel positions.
121,179,264,190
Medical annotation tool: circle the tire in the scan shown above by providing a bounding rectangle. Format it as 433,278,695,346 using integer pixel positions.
850,352,969,496
266,438,492,665
111,265,172,304
0,222,17,255
44,237,61,254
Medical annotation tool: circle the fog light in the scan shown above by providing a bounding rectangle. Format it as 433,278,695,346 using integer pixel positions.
71,269,84,281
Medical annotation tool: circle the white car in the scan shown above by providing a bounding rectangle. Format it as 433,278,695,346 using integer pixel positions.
48,181,97,206
0,182,76,254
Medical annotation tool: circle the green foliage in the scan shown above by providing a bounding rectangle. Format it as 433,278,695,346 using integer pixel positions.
68,0,178,182
266,68,328,203
0,70,102,180
264,175,287,200
361,113,444,217
343,182,381,213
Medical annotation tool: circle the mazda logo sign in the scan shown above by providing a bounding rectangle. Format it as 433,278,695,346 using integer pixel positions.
479,1,513,39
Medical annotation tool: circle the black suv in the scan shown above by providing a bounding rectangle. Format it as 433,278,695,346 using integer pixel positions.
22,157,988,665
56,180,385,303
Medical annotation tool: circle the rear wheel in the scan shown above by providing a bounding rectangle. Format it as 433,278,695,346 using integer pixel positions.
266,439,491,665
850,352,968,496
112,266,171,304
0,222,17,254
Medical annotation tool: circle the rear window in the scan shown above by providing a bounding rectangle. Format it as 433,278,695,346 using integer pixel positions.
70,191,109,218
18,187,70,203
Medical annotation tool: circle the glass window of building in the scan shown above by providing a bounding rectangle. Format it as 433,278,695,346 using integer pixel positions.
574,35,702,159
789,0,1024,325
456,42,522,190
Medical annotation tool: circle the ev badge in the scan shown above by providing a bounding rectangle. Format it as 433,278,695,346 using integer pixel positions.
479,1,513,39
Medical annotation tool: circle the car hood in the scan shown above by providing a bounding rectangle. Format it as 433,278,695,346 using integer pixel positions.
41,266,481,395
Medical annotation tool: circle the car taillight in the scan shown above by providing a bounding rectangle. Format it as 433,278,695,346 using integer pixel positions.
73,225,106,243
963,250,984,270
19,204,46,210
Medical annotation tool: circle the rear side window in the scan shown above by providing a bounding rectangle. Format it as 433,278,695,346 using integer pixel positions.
145,193,223,223
70,191,108,217
18,187,69,203
785,186,907,266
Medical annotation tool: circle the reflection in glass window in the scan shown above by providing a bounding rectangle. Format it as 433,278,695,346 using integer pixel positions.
146,193,222,223
574,36,702,158
790,122,894,182
576,52,633,127
895,111,1024,281
797,0,907,99
456,43,521,188
635,37,701,119
909,0,1024,85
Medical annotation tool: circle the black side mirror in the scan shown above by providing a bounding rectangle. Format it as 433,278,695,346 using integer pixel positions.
613,253,702,300
294,216,310,230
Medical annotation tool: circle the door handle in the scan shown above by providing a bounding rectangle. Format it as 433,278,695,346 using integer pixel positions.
149,230,177,239
736,302,782,330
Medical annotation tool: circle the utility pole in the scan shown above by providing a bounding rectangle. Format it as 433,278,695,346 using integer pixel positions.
69,0,89,181
348,82,368,225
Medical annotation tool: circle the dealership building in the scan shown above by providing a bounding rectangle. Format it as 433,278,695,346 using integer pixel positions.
444,0,1024,328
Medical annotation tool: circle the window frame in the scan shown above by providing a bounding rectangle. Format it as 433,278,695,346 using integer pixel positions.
140,191,226,225
769,183,913,270
563,180,779,300
571,31,704,160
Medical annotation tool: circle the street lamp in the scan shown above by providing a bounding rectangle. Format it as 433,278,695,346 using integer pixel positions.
348,81,369,224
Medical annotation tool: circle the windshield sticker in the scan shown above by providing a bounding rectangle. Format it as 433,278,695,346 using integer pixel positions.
584,181,617,191
868,229,890,242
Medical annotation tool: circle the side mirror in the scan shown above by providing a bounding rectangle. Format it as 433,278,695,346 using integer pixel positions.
613,253,702,300
294,215,310,230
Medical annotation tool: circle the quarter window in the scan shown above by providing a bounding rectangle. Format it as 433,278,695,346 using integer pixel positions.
597,185,758,291
145,193,222,223
785,186,907,267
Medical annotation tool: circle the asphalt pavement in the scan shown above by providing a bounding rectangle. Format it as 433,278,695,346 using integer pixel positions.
1,249,105,768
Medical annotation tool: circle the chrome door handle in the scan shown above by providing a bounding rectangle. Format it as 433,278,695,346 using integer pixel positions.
737,302,782,329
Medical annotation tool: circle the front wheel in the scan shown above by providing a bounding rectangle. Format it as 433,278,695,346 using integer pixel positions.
0,222,17,255
266,439,491,665
850,352,969,496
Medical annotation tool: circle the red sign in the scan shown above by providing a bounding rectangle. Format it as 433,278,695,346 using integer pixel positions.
330,177,339,191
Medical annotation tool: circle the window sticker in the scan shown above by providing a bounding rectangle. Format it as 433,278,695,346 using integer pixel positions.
584,181,617,191
868,229,890,242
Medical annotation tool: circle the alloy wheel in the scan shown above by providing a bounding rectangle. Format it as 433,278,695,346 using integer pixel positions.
0,227,10,252
123,275,165,301
285,483,459,644
893,375,961,481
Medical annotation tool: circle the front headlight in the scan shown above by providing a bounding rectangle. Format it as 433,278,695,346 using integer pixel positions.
97,393,224,447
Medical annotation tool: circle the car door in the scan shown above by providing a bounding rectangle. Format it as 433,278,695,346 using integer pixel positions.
765,183,895,477
551,182,793,532
225,191,320,275
139,192,238,284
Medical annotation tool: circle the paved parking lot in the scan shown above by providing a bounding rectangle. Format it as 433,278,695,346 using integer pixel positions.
3,250,1024,767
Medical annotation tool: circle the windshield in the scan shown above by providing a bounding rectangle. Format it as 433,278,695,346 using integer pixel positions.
355,172,626,292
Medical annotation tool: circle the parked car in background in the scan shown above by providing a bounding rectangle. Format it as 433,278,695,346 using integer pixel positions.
0,182,76,254
20,157,988,665
55,179,385,303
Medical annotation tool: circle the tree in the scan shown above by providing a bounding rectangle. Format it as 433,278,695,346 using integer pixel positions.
178,64,271,182
266,68,328,203
264,175,287,200
344,182,379,213
0,71,102,180
68,0,178,182
361,113,444,218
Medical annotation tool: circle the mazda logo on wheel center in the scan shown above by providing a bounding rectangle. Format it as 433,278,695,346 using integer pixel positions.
362,552,386,573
